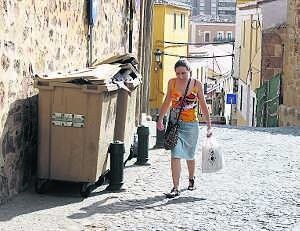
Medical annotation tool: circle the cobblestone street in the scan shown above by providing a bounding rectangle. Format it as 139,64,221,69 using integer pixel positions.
0,125,299,231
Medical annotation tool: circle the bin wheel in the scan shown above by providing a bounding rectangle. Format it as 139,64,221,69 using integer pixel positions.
80,182,94,198
35,179,50,194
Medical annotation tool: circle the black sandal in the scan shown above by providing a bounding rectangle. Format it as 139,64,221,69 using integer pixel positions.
188,177,195,191
165,188,180,198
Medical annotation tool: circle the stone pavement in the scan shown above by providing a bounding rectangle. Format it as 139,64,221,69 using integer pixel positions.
0,125,299,231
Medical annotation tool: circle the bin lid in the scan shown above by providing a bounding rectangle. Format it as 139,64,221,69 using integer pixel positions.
35,64,122,84
93,53,138,66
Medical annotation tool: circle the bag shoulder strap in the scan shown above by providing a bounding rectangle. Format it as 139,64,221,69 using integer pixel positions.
172,79,176,89
176,78,191,122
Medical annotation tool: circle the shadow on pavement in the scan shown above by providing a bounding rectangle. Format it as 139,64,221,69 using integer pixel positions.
68,194,206,219
0,181,84,222
123,163,150,169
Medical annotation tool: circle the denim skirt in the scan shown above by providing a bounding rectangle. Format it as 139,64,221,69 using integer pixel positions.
171,121,199,160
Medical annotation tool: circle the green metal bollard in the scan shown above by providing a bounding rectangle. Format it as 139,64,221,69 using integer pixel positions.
106,141,125,191
135,125,150,165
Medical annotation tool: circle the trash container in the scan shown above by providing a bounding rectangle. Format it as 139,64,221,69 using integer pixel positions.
34,65,121,194
114,78,140,159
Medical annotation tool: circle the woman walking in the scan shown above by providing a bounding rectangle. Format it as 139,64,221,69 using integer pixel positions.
157,59,212,198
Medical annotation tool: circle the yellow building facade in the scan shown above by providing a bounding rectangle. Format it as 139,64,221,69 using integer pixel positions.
235,2,262,126
150,2,190,114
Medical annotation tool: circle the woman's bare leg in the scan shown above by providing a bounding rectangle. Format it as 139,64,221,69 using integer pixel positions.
171,158,181,189
186,159,195,179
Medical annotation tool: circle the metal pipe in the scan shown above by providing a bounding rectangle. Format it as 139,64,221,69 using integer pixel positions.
135,125,150,165
106,141,125,191
89,25,93,66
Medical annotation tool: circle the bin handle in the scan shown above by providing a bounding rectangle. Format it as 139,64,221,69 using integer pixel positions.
34,80,54,90
82,85,101,93
86,85,98,90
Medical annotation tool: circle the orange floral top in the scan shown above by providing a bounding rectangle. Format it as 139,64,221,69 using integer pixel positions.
171,79,199,122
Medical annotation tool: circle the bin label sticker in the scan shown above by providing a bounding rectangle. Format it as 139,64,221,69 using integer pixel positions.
64,113,73,122
62,122,73,127
73,114,85,122
51,113,85,128
52,113,63,121
73,122,85,128
52,121,63,126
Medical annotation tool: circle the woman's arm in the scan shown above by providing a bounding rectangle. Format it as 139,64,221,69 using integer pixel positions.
196,80,212,131
157,79,173,130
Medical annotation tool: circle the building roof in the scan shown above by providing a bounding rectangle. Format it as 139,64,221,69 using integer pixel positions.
154,0,191,10
191,15,235,23
237,0,256,5
238,0,281,10
190,20,235,26
237,0,258,9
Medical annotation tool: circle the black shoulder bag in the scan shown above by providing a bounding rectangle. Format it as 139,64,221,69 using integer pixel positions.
164,78,191,150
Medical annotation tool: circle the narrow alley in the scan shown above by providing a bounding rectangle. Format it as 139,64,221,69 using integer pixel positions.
1,1,300,231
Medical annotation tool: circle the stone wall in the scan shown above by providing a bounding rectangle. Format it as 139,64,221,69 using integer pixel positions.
261,27,286,82
0,0,140,203
279,0,300,126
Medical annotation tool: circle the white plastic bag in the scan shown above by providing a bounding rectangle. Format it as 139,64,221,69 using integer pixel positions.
202,135,223,173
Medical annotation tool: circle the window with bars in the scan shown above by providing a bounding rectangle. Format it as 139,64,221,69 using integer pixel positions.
174,13,177,30
204,32,210,42
180,13,185,29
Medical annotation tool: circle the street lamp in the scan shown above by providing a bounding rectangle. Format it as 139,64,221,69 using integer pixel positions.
154,48,163,71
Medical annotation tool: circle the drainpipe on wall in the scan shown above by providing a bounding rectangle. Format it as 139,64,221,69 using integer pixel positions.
129,0,134,53
249,14,253,84
260,34,263,87
280,43,284,104
230,41,235,125
88,24,93,66
87,0,98,66
246,14,253,125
